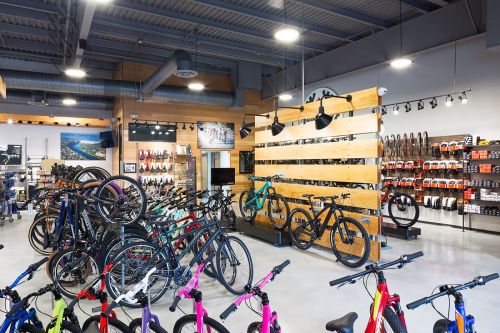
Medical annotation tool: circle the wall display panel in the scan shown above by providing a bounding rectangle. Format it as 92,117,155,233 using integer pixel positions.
60,132,106,161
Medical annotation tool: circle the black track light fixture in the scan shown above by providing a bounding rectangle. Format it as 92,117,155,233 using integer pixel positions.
417,100,424,110
17,120,23,124
315,94,353,130
270,104,304,136
404,102,411,112
429,97,438,109
182,123,186,130
239,114,270,139
381,106,387,115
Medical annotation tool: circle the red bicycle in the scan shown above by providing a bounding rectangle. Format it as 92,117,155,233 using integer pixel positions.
327,252,423,333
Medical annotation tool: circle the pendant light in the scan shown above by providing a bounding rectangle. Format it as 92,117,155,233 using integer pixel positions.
188,29,204,91
274,0,300,44
315,93,353,130
390,0,412,69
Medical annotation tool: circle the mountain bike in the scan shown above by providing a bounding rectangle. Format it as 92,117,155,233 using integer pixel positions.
328,252,423,333
406,273,499,333
169,254,229,333
287,193,370,268
239,174,289,230
220,260,290,333
381,184,419,228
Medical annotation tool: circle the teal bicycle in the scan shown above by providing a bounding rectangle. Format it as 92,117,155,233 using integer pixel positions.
239,174,290,229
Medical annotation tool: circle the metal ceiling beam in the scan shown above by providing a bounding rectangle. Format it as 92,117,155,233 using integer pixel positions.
191,0,351,40
288,0,391,29
0,4,50,21
0,0,58,14
110,0,328,53
0,22,55,40
425,0,450,6
74,1,96,67
1,38,61,56
0,56,60,73
385,0,437,14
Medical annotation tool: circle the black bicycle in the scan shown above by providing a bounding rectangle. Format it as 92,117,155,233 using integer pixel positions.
287,193,370,268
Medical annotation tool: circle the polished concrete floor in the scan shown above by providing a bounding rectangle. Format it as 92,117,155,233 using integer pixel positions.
1,216,499,332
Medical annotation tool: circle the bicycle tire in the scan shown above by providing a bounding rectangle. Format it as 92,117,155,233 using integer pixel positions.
433,319,452,333
247,322,276,333
388,193,419,228
19,323,44,333
287,208,314,250
239,191,257,223
383,307,408,333
46,320,83,333
28,214,59,255
82,315,132,333
267,193,290,230
71,167,110,189
129,318,168,333
173,314,229,333
216,236,253,295
330,217,370,268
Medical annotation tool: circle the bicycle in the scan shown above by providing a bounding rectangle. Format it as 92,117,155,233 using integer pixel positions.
239,174,289,230
406,273,499,333
219,260,290,333
381,184,419,228
287,193,370,268
328,252,423,333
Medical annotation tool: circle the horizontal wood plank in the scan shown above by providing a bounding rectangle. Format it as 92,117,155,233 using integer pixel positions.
255,87,381,127
255,139,381,160
255,164,380,184
255,113,380,144
255,181,380,210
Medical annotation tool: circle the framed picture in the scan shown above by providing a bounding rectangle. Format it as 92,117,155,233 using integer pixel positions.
197,122,235,149
61,133,106,160
124,163,137,173
0,144,22,165
239,151,254,174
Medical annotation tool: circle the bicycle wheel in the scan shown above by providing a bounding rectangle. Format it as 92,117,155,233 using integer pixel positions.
288,208,314,250
19,323,44,333
330,217,370,268
95,176,146,226
51,248,101,298
267,193,289,230
46,320,82,333
388,193,420,228
433,319,452,333
82,316,131,333
173,314,229,333
382,308,408,333
28,214,58,255
247,322,276,333
216,236,253,295
105,242,171,308
71,167,110,189
129,318,168,333
239,191,257,222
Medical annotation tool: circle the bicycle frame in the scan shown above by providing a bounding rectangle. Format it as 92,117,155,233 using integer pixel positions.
46,298,65,333
244,180,272,210
0,307,43,333
366,276,406,333
444,294,474,333
309,203,344,239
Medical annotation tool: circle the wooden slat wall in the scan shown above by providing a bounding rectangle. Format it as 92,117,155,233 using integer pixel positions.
254,87,382,261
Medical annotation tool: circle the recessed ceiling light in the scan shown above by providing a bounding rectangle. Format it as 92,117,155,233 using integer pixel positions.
188,82,205,91
7,118,13,125
65,68,86,78
390,57,412,69
90,0,113,4
274,27,300,43
278,93,293,101
62,98,77,106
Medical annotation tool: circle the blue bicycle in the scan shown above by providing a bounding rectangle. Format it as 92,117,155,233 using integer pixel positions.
407,273,499,332
0,257,48,333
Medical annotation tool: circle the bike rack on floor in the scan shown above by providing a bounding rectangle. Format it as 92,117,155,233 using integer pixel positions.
382,222,421,240
235,218,290,247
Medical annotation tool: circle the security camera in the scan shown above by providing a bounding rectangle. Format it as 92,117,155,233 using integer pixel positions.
378,87,388,96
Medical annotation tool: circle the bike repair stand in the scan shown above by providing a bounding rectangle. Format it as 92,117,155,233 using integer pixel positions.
381,221,421,241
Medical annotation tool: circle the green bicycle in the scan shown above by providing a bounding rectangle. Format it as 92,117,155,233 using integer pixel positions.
239,174,290,229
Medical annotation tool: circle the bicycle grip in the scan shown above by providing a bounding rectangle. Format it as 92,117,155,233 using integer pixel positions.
28,257,49,272
275,260,290,273
406,296,429,310
404,251,423,263
480,273,499,285
102,301,117,317
169,296,181,312
220,303,238,320
329,275,354,287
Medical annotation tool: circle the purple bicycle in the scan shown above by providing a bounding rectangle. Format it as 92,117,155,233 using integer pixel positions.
169,256,229,333
220,260,290,333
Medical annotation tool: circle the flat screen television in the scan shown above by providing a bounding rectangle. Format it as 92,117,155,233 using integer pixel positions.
100,130,117,148
211,168,235,186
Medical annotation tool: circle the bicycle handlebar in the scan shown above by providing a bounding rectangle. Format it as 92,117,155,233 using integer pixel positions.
329,252,423,287
28,257,49,273
220,303,238,320
406,273,499,310
169,296,182,312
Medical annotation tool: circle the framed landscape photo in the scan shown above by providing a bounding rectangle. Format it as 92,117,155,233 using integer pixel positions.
61,133,105,160
197,121,235,149
124,163,137,173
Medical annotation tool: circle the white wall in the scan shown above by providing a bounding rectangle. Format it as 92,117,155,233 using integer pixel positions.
0,124,112,172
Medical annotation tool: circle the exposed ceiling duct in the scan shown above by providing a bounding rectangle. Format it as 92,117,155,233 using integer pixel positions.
0,69,235,107
141,49,198,96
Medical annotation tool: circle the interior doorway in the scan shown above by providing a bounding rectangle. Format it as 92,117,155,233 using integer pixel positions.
201,150,231,192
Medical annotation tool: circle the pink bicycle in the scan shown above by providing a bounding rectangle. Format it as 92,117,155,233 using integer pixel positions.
219,260,290,333
169,257,230,333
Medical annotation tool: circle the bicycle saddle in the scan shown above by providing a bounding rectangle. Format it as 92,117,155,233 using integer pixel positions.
326,312,358,333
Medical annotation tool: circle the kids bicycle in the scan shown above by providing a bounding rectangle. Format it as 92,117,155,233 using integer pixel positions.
239,174,289,229
219,260,290,333
406,273,499,333
328,252,423,333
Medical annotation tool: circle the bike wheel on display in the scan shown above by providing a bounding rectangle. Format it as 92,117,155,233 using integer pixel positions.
330,217,370,268
95,176,147,226
287,208,314,250
173,314,229,333
71,167,111,189
28,214,59,255
239,191,257,223
129,318,168,333
267,193,290,230
382,308,408,333
105,242,171,308
388,192,420,228
216,236,253,295
82,316,131,333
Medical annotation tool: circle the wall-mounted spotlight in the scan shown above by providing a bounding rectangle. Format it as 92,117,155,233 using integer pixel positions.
458,92,468,104
239,114,270,139
182,123,186,130
404,102,411,112
66,123,71,126
315,94,353,130
27,121,32,124
271,109,285,136
429,98,438,109
155,122,160,130
39,121,44,125
381,106,387,115
393,104,400,115
445,95,453,107
417,100,424,110
189,124,194,131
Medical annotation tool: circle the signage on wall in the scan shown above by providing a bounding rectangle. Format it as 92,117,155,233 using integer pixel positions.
0,145,22,165
60,133,106,160
128,124,177,142
197,121,235,149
